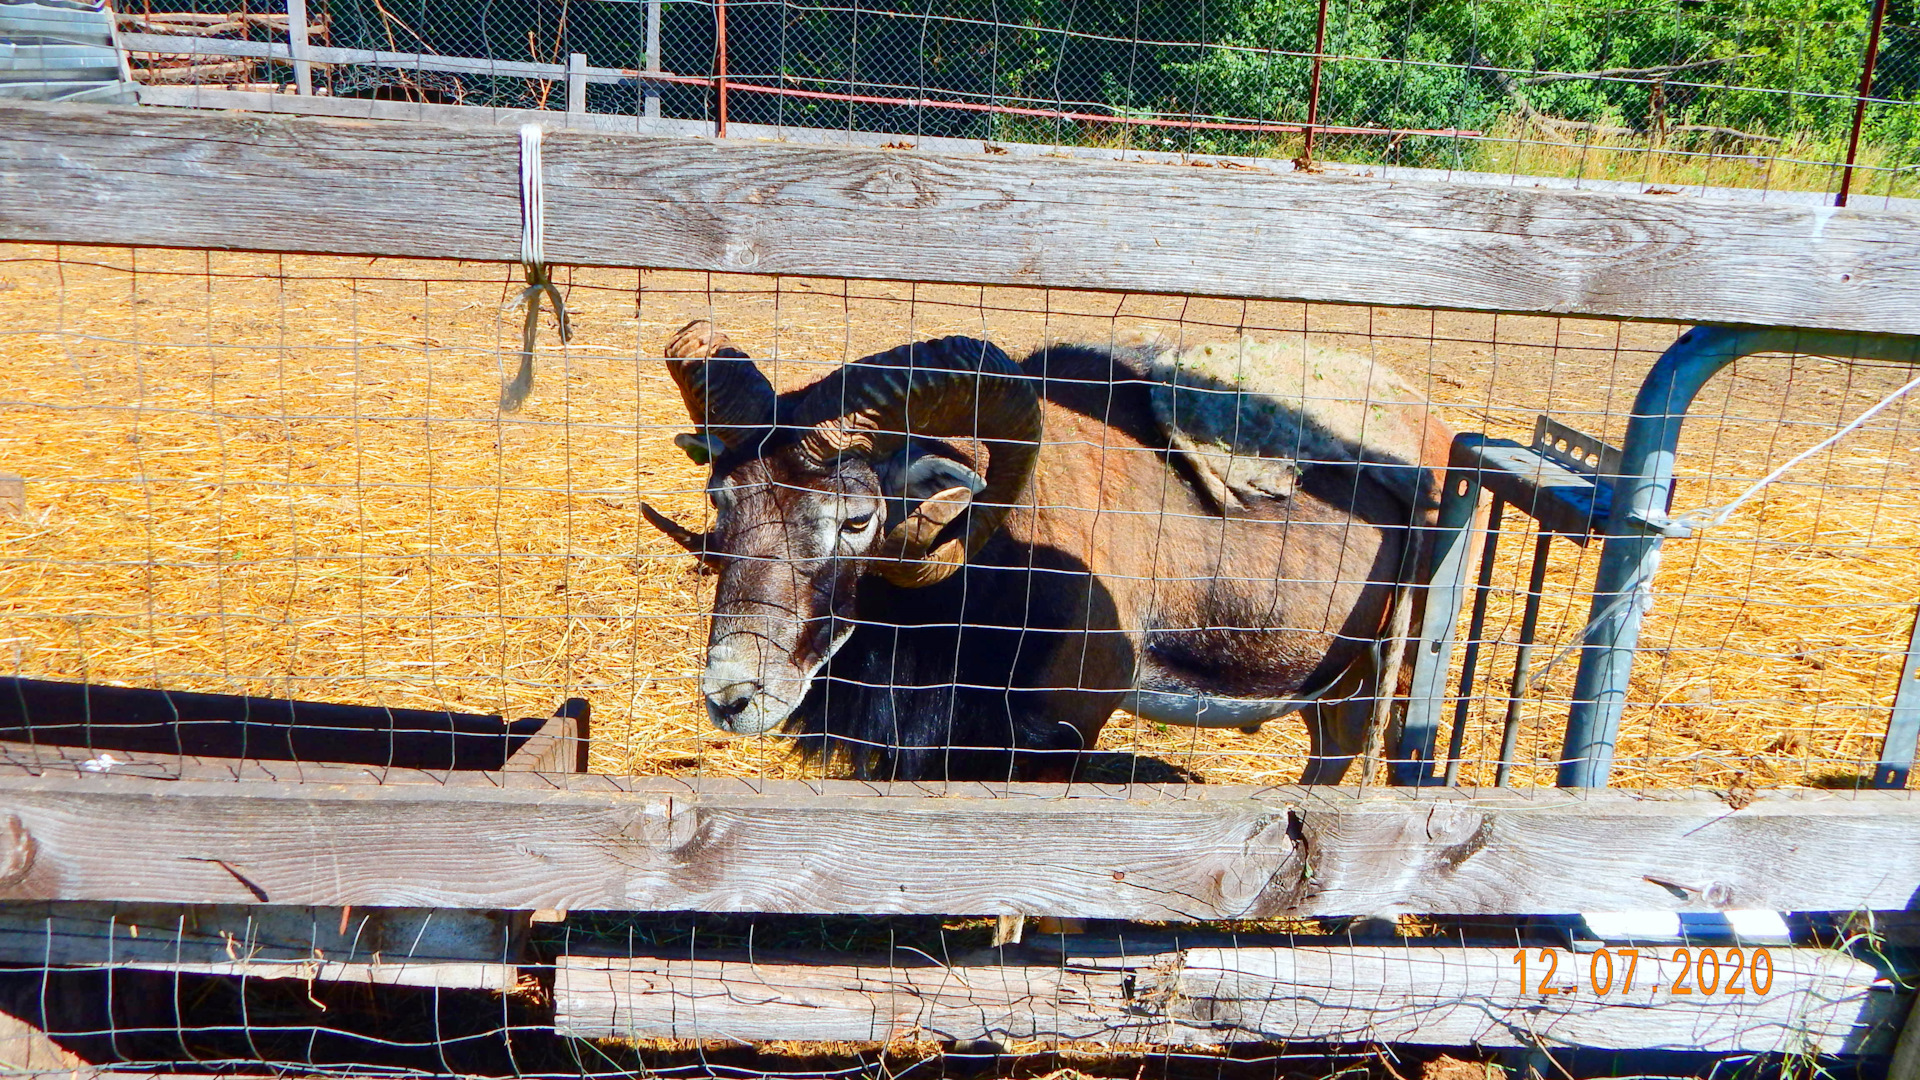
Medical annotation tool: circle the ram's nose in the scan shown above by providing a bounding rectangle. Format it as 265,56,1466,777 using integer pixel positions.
702,678,760,730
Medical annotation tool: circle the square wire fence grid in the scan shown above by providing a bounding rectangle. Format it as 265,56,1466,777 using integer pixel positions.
1,242,1917,792
114,0,1920,206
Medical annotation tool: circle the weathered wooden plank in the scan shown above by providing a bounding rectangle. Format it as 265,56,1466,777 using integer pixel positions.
502,701,590,774
1158,945,1901,1053
84,958,509,988
555,945,1906,1053
0,775,1912,915
129,87,1918,213
0,676,569,771
0,902,522,968
556,951,1127,1044
6,100,1920,332
0,1000,85,1072
1893,989,1920,1080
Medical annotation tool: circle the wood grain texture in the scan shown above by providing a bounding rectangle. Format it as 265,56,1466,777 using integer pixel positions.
6,100,1920,332
0,902,522,968
1157,945,1900,1052
556,945,1905,1052
556,952,1128,1044
0,775,1912,916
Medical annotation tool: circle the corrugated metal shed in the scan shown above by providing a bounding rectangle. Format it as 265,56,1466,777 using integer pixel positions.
1,0,137,104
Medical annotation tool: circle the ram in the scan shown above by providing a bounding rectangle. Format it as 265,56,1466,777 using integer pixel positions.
643,321,1453,782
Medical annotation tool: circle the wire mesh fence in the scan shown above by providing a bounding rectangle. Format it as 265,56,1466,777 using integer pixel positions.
0,222,1912,1060
2,241,1916,791
0,901,1905,1073
6,28,1920,1071
104,0,1920,204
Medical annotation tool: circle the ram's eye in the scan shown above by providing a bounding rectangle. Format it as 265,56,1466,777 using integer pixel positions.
841,512,874,535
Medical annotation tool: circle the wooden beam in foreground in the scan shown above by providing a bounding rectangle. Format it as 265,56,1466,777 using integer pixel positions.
0,902,522,988
0,775,1912,916
5,100,1920,334
554,945,1905,1054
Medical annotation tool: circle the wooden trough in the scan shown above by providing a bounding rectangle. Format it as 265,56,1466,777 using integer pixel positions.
0,97,1917,1068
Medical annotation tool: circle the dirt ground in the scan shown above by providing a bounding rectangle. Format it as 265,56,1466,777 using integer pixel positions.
2,243,1915,789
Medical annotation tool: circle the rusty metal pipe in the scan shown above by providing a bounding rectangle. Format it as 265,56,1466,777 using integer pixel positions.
1837,0,1889,207
1299,0,1331,166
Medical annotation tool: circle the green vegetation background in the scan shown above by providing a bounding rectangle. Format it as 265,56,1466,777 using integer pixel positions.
313,0,1917,191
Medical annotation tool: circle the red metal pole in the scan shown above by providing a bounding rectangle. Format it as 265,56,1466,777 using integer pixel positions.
1298,0,1331,167
716,0,729,137
1836,0,1889,207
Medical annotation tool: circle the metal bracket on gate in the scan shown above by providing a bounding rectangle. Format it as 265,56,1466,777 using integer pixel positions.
1392,417,1622,786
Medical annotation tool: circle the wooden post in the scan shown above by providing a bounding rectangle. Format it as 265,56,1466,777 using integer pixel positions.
566,51,587,115
644,0,661,120
285,0,312,95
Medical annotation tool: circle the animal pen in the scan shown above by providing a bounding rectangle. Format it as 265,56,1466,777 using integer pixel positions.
4,12,1920,1075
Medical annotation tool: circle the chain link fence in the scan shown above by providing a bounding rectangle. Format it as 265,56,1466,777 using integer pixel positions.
110,0,1919,202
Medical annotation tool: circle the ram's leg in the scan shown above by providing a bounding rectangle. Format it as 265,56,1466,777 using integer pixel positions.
1301,697,1368,785
1299,657,1376,785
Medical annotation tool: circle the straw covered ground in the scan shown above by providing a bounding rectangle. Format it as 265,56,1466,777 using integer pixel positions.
1,243,1915,789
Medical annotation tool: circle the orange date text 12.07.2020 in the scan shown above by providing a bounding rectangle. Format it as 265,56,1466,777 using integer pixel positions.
1512,946,1775,997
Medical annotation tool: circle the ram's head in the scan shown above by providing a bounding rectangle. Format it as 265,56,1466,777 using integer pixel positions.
642,323,1041,735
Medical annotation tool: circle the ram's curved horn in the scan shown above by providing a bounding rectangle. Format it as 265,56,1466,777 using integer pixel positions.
795,336,1041,588
663,320,776,448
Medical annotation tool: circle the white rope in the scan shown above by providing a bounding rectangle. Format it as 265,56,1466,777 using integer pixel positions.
520,122,545,272
501,123,572,412
1665,368,1920,532
1519,368,1920,692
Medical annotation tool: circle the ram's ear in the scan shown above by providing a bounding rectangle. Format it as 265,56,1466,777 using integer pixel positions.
674,431,725,466
879,450,987,530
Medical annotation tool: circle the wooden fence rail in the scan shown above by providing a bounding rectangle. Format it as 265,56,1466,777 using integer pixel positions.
5,100,1920,333
0,772,1911,916
556,945,1907,1053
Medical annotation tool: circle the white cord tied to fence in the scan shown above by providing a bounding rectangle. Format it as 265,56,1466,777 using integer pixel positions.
1523,367,1920,692
501,123,573,412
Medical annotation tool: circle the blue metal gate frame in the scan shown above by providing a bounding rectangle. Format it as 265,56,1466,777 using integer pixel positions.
1398,326,1920,788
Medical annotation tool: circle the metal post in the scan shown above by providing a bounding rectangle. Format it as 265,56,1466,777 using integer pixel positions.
644,0,661,120
1837,0,1891,208
566,52,587,115
1559,326,1920,787
1496,531,1554,787
1873,603,1920,788
1442,497,1506,785
1298,0,1331,166
286,0,312,95
714,0,728,137
1395,453,1486,785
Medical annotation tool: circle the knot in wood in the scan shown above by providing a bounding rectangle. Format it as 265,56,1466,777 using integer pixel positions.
629,797,700,854
852,164,936,209
721,239,762,270
0,814,35,888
